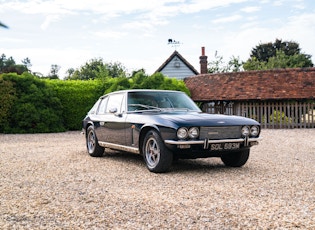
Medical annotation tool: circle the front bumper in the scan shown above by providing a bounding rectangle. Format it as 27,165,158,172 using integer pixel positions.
165,137,261,149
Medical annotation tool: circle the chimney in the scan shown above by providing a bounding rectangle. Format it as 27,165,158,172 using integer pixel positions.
199,47,208,74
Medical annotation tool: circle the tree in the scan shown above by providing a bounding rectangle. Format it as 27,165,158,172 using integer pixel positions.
250,39,301,62
207,51,224,73
47,64,60,79
227,56,243,72
0,54,15,73
243,39,313,70
21,57,32,70
207,51,243,73
65,68,75,79
107,62,127,78
0,54,29,74
0,21,8,28
65,58,127,80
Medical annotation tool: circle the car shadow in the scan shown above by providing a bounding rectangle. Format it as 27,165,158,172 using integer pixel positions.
103,149,143,165
99,149,243,174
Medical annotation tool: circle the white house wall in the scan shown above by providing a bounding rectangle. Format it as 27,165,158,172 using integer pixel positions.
160,56,196,80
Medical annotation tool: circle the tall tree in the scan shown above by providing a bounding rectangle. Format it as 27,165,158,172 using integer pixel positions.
21,57,32,70
48,64,60,79
207,51,243,73
65,58,127,80
244,39,313,70
0,54,28,74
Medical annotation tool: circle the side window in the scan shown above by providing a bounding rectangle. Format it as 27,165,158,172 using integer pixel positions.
97,97,108,115
88,99,101,114
105,94,125,113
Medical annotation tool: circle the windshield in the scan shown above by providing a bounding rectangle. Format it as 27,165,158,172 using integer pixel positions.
127,91,201,112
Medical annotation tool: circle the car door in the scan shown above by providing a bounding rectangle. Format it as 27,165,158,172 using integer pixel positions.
95,93,127,146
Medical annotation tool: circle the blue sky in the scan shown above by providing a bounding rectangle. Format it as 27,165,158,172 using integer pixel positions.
1,0,315,78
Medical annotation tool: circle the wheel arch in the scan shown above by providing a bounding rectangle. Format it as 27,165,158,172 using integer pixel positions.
139,124,160,155
84,121,94,137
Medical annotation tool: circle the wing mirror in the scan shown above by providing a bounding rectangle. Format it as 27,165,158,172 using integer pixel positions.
109,107,123,117
109,107,118,113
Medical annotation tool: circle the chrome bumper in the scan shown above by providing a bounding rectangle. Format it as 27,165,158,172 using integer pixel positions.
165,137,261,149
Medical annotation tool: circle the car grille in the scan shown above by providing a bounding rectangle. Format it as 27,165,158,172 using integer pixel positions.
199,126,241,139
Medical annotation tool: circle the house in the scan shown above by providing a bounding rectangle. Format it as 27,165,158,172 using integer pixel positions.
184,68,315,128
182,47,315,128
155,50,199,80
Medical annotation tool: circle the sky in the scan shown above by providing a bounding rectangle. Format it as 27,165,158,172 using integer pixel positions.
1,0,315,78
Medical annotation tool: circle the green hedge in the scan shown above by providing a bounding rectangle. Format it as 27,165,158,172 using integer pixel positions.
0,72,190,133
45,79,104,130
0,73,65,133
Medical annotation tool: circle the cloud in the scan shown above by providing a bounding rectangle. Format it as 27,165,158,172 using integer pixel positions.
1,0,71,15
280,12,315,57
241,6,260,13
92,30,127,39
212,14,243,24
2,0,250,29
214,11,315,64
179,0,248,14
40,15,61,30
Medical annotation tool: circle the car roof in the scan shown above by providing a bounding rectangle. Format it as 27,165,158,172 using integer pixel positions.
100,89,185,98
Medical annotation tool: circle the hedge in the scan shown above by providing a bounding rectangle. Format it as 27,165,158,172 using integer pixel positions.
45,79,104,130
0,72,190,133
0,73,65,133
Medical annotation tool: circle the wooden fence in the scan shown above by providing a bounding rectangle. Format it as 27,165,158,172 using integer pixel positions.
202,101,315,129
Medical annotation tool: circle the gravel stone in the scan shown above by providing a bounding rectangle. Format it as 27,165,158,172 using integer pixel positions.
0,129,314,229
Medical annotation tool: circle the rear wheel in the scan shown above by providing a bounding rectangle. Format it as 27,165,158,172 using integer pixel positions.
86,126,104,157
142,130,173,173
221,149,250,167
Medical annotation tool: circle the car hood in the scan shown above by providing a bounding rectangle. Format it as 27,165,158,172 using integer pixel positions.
156,112,259,127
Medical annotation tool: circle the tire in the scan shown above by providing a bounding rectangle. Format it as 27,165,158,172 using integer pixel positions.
86,126,104,157
142,130,173,173
221,149,250,167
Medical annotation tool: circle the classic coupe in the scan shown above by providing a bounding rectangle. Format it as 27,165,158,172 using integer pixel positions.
82,89,261,173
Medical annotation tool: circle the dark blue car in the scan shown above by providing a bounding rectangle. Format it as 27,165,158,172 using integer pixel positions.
82,90,261,173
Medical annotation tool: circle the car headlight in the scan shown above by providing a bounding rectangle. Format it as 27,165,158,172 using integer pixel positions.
177,127,188,139
241,126,250,137
188,127,199,139
250,126,259,137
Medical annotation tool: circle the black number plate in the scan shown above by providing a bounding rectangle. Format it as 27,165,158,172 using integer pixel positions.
210,143,240,151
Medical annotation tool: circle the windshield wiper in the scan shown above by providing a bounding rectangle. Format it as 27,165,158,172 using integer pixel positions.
129,104,161,111
159,108,198,112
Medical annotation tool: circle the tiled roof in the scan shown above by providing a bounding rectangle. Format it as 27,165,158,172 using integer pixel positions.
155,50,199,75
184,68,315,101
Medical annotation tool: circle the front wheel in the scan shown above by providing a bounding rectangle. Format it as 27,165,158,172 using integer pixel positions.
221,149,250,167
142,130,173,173
86,126,104,157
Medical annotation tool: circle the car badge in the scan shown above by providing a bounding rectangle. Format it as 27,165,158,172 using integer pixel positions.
217,121,225,124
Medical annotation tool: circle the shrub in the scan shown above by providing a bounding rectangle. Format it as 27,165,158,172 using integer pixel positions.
1,73,65,133
0,76,17,131
0,71,190,133
46,80,105,130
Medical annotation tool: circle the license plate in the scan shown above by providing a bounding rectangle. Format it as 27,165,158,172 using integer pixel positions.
210,143,240,151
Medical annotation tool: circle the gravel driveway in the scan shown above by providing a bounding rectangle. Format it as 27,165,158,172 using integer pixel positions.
1,129,314,229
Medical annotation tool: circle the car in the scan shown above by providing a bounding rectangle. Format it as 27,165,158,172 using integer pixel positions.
82,89,261,173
